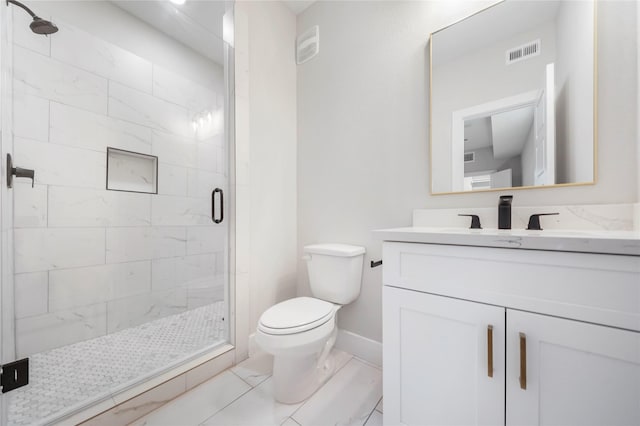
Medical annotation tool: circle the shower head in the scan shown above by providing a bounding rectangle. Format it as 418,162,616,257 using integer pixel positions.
6,0,58,35
29,16,58,35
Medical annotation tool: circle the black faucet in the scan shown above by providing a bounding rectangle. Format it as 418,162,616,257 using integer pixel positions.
498,195,513,229
458,214,482,229
527,213,560,230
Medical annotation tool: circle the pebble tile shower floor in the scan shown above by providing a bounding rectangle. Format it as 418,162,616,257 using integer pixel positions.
7,301,226,426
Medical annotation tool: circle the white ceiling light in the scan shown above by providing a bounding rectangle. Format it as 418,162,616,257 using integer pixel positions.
170,0,186,5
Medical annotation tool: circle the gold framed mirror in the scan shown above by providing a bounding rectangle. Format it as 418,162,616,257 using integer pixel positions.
429,0,597,195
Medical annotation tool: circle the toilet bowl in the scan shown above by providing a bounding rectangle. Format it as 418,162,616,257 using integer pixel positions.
255,244,365,404
256,297,340,403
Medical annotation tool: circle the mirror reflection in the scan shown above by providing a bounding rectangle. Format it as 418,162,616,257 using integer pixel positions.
430,0,595,194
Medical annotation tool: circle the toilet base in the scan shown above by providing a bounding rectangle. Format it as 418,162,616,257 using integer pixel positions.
272,328,338,404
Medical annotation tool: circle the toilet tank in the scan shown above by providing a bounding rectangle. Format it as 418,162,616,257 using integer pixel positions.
304,244,366,305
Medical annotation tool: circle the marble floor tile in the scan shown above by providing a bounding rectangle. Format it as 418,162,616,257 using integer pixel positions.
126,350,377,426
230,351,274,387
364,410,383,426
200,378,303,426
186,350,236,391
86,376,186,426
375,398,383,413
131,371,251,426
331,349,355,373
292,358,383,426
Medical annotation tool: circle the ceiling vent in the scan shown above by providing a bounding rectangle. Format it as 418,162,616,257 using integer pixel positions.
464,152,475,163
296,26,319,65
506,39,540,65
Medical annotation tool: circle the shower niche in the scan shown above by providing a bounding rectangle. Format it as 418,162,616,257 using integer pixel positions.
106,147,158,194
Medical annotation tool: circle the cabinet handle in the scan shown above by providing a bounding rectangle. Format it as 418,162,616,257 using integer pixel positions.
487,325,493,378
519,332,527,390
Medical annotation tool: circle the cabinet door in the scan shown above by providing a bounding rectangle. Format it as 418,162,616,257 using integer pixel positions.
507,310,640,426
383,287,505,426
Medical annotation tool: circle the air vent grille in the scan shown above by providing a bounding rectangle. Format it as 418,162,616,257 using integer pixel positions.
464,152,475,163
296,26,319,65
506,39,540,65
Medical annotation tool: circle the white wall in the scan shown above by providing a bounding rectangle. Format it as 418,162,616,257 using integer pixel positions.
233,1,297,360
297,1,638,343
555,0,595,184
11,2,226,357
32,1,223,92
464,147,522,187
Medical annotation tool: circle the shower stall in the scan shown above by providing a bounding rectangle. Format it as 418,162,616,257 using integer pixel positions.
0,0,234,424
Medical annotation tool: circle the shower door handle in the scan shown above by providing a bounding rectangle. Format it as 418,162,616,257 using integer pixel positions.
212,188,224,224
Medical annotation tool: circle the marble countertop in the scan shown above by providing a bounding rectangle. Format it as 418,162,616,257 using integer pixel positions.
373,227,640,256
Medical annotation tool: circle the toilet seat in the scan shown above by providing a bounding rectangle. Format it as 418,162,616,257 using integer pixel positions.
258,297,336,335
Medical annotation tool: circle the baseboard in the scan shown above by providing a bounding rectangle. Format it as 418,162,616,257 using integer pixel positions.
248,329,382,367
335,329,382,367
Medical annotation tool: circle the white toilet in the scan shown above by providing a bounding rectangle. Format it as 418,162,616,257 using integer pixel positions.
255,243,365,404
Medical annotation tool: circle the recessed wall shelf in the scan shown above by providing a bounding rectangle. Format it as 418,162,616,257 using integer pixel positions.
106,147,158,194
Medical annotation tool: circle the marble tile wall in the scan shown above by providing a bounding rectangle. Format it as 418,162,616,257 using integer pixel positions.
11,19,227,357
412,203,639,231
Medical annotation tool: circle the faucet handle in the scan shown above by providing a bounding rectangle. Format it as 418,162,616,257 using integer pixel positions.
526,213,559,231
458,214,482,229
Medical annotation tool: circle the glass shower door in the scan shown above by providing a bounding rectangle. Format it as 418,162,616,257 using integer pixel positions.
1,1,233,424
0,1,11,424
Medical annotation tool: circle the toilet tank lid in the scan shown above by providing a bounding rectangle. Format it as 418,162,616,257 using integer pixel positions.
304,243,366,257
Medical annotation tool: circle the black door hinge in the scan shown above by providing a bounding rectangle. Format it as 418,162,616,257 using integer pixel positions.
1,358,29,393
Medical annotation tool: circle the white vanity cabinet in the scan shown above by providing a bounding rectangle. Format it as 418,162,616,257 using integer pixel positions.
506,309,640,426
382,241,640,426
384,287,505,426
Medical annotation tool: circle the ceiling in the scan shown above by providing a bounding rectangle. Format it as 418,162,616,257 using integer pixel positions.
113,0,226,64
464,105,535,159
491,105,534,159
112,0,316,65
282,0,316,15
